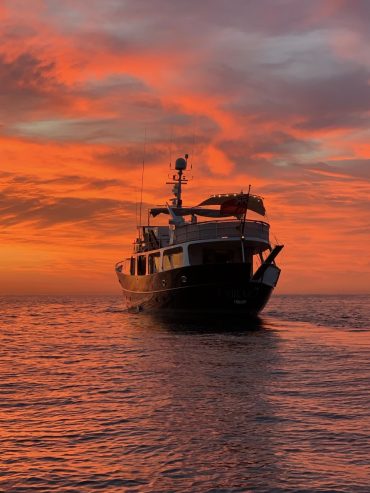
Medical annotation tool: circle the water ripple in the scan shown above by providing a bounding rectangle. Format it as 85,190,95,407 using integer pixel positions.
0,294,369,492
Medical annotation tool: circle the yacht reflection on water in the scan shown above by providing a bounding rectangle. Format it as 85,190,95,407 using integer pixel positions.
128,310,285,490
138,311,266,333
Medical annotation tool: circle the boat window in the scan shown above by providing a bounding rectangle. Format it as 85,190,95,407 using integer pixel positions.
203,248,232,264
163,247,183,270
148,253,161,274
130,257,135,275
137,255,146,275
188,241,243,265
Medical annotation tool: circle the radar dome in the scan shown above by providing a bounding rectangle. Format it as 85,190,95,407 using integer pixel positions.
175,157,187,170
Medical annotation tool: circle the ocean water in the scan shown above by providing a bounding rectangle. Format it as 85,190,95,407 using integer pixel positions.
0,295,369,493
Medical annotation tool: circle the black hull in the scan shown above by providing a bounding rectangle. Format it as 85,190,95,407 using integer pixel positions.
116,264,274,316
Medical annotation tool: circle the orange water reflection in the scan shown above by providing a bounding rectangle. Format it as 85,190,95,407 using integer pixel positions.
0,296,369,491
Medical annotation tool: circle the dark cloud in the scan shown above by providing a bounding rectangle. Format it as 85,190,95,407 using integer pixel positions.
0,52,55,89
88,179,124,190
219,133,319,164
314,0,370,36
2,172,124,190
292,70,370,130
327,159,370,179
43,0,370,68
0,171,139,232
66,0,321,38
96,145,168,168
0,192,135,229
306,161,370,180
0,52,68,120
223,67,370,132
85,74,148,98
4,0,370,148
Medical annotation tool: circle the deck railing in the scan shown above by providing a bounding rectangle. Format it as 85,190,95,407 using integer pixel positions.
174,219,270,244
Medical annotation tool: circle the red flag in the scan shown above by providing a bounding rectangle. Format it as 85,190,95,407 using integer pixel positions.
220,196,249,216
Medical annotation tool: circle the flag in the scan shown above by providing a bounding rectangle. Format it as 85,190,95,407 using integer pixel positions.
220,195,249,216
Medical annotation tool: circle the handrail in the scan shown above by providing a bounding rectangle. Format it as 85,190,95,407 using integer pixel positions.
115,259,130,269
177,218,270,227
174,219,269,244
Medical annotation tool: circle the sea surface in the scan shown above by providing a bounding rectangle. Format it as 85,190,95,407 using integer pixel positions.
0,294,369,493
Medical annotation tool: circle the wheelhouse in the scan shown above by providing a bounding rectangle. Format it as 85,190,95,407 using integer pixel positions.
116,237,271,279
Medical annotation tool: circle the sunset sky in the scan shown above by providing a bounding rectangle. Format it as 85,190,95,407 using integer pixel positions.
1,0,369,295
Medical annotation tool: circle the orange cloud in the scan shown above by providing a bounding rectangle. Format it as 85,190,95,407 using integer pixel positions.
1,0,369,294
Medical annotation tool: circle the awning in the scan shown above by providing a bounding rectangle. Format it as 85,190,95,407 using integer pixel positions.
197,193,265,216
150,207,227,218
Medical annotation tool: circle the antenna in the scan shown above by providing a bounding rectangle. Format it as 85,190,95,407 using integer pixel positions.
138,128,147,238
190,117,197,170
169,125,173,168
166,154,188,208
135,187,138,230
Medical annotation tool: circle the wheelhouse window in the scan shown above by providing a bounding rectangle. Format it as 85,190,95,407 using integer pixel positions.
188,241,243,265
148,252,161,274
137,255,146,275
163,247,183,270
130,257,135,275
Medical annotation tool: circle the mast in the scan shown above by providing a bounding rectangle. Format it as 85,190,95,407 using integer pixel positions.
166,154,188,208
241,184,251,238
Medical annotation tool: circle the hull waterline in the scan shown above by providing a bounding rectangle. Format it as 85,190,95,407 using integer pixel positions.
116,263,275,316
